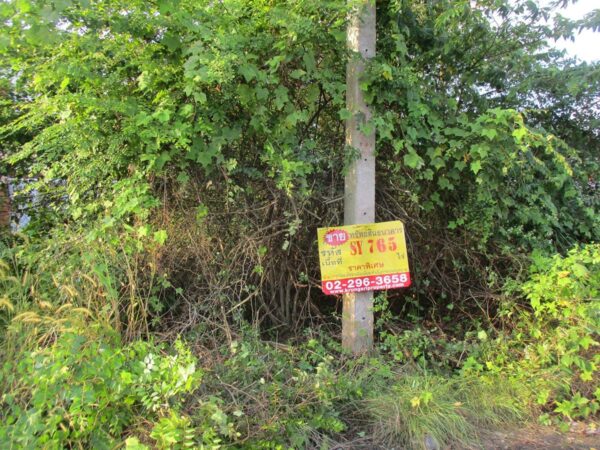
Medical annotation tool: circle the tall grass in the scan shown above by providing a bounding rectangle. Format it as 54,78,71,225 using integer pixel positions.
365,373,525,449
0,232,163,359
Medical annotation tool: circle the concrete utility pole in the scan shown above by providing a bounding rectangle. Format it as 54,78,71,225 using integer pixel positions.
343,0,376,354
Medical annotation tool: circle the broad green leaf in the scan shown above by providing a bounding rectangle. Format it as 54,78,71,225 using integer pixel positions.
404,151,424,169
153,230,168,245
470,160,482,174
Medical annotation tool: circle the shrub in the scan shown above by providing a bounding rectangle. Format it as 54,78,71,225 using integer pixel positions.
198,330,359,448
470,244,600,425
522,245,600,422
0,332,200,449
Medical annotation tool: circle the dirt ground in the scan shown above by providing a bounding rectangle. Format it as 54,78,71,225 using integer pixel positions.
335,423,599,449
479,424,599,450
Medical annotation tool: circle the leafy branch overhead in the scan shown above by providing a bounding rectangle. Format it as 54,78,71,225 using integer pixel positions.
2,0,597,254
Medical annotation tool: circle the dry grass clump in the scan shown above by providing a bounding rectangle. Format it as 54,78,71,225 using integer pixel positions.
365,373,524,449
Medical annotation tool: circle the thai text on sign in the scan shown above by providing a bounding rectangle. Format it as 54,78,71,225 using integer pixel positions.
317,221,411,295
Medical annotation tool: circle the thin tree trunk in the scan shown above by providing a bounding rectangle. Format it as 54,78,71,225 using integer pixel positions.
0,177,10,231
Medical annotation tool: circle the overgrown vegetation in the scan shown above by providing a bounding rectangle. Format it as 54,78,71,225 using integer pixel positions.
0,0,599,448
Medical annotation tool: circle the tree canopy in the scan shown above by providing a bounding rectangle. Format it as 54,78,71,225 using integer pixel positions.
1,0,597,241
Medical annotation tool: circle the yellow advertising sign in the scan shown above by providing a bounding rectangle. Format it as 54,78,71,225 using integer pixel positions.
317,221,410,295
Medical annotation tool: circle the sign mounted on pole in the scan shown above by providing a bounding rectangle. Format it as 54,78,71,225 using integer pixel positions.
317,220,411,295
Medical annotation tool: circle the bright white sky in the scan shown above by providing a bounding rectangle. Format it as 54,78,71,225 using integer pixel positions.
545,0,600,62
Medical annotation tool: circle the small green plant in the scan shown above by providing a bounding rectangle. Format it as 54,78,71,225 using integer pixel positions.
150,412,196,449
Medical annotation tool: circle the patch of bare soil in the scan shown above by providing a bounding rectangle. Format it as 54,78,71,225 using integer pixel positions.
479,424,599,450
331,423,599,449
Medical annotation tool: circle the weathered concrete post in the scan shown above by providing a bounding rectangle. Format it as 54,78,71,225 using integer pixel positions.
343,0,376,354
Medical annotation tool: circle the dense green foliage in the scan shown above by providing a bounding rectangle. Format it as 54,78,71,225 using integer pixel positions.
2,0,347,228
508,245,600,424
2,0,598,317
1,239,598,448
0,319,527,449
2,0,598,243
1,333,198,448
1,0,599,448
